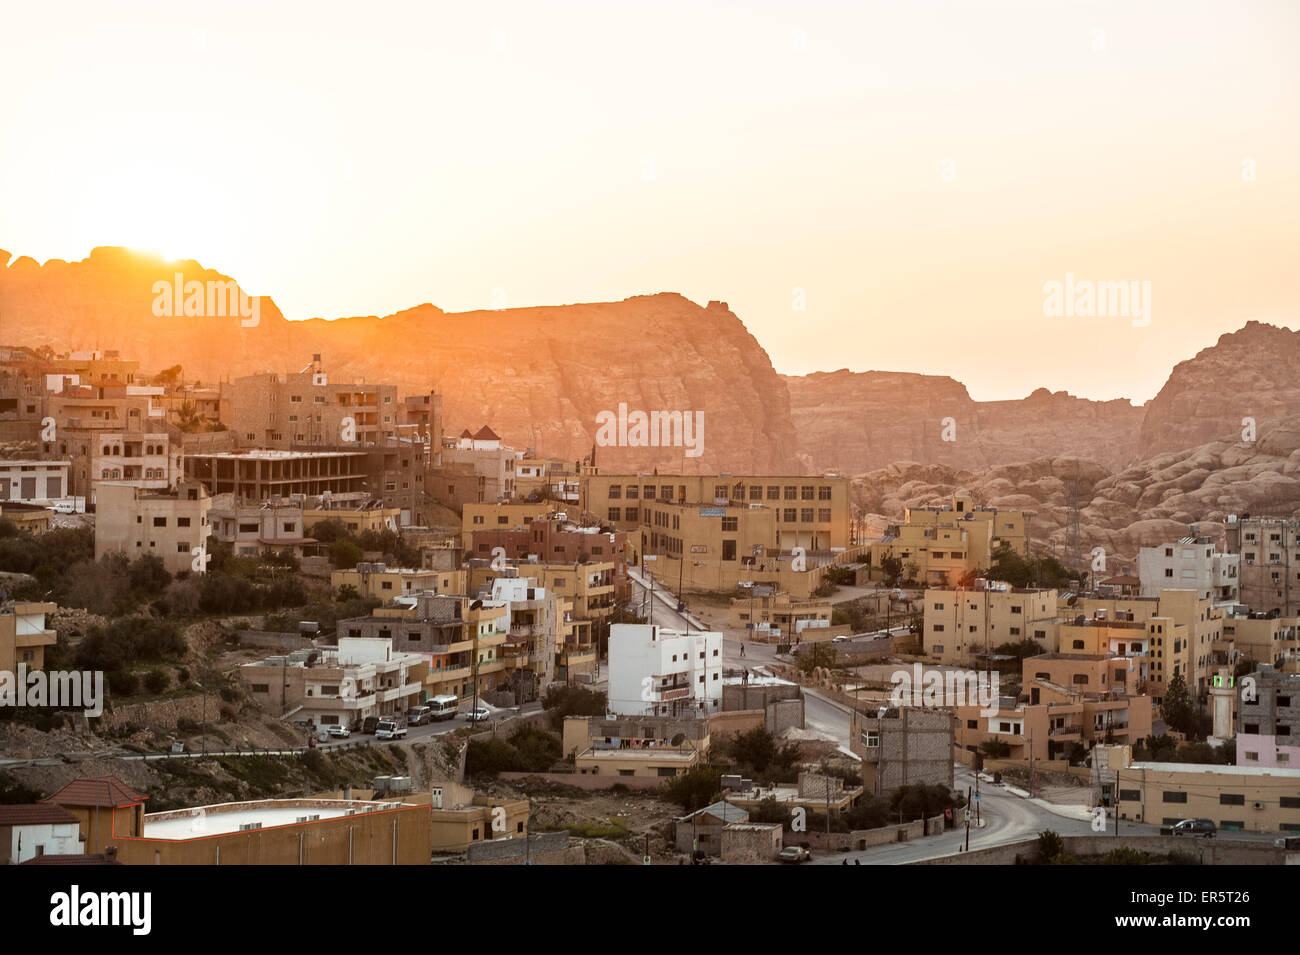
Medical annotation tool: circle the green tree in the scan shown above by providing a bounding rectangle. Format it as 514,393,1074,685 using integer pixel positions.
542,685,608,729
328,538,364,570
662,766,722,812
1161,672,1194,736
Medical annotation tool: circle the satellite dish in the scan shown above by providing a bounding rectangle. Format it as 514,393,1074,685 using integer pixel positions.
670,733,686,746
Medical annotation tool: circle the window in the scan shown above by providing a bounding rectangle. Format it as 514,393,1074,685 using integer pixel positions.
643,485,655,499
932,624,945,632
1280,797,1300,809
152,516,166,527
1161,791,1187,803
966,720,977,729
722,517,738,532
1118,789,1140,802
608,507,621,521
1219,793,1244,805
818,486,831,500
784,508,797,522
800,508,814,523
714,485,728,500
625,486,639,500
818,508,831,523
608,485,622,499
801,486,815,500
767,486,780,500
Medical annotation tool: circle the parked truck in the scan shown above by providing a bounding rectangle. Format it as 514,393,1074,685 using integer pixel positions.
374,718,407,741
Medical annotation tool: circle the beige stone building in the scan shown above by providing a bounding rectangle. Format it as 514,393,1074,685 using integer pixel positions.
0,601,57,674
923,582,1059,666
872,493,1030,587
230,358,398,449
580,472,853,552
1108,746,1300,834
94,479,212,575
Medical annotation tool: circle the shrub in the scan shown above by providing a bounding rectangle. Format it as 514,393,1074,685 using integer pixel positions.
108,671,139,696
143,669,170,694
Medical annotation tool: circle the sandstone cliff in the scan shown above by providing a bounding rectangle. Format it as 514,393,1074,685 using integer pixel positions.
1137,321,1300,456
0,249,797,473
852,415,1300,568
785,370,1145,473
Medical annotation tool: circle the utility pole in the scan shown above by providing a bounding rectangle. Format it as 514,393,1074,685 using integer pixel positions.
964,785,971,852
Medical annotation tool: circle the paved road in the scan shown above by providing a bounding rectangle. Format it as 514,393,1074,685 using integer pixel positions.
810,765,1100,865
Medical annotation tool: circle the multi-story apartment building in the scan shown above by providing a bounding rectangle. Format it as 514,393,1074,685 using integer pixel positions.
303,497,402,535
438,427,518,502
513,454,580,503
872,494,1030,587
470,515,628,567
1062,589,1224,703
922,582,1059,666
0,601,57,674
41,382,171,500
185,449,368,500
850,706,955,795
231,358,398,449
1237,664,1300,769
338,592,510,702
1138,536,1239,602
608,623,723,717
93,479,212,575
1225,515,1300,617
1221,608,1300,669
460,502,554,550
207,495,307,558
487,575,561,699
329,563,464,601
467,559,620,675
239,638,427,729
580,472,852,552
955,670,1153,764
397,390,442,459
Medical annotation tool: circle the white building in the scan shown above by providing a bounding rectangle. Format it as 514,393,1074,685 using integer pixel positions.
0,803,84,864
608,623,723,717
1138,537,1239,603
0,460,70,503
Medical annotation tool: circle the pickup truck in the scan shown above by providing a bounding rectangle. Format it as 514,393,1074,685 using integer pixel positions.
374,719,407,741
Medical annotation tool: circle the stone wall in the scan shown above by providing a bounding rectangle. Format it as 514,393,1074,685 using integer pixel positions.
99,693,209,733
497,771,665,792
913,835,1291,866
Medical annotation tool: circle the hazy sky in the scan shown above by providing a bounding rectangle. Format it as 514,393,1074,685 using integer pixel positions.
2,0,1297,402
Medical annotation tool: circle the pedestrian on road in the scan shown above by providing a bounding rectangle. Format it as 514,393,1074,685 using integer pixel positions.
740,643,745,658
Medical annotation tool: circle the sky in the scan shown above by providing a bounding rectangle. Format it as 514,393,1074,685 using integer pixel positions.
1,0,1297,403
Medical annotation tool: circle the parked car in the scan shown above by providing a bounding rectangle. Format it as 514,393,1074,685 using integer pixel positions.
327,725,351,739
50,502,76,514
1170,818,1217,838
461,706,491,723
778,846,812,864
362,716,381,735
406,705,431,726
1274,835,1300,849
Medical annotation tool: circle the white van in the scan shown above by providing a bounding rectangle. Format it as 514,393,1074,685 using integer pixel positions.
429,695,458,721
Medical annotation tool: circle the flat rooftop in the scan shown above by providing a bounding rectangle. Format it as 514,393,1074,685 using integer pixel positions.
143,799,409,840
188,449,367,460
1128,762,1300,778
